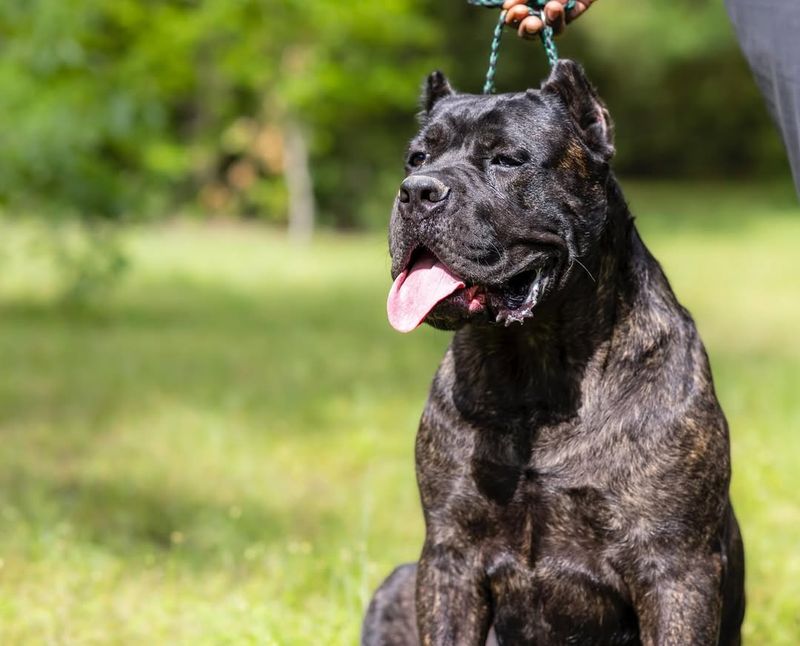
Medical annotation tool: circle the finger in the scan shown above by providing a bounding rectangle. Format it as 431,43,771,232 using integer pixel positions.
502,0,530,9
505,4,532,26
544,1,566,34
518,15,544,39
566,0,593,23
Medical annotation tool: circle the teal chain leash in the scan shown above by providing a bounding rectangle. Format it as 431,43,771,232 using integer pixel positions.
467,0,576,94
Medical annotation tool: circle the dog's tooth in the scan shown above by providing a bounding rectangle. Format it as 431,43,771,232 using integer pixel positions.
525,270,542,307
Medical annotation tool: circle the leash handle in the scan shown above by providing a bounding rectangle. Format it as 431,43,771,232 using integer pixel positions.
468,0,576,94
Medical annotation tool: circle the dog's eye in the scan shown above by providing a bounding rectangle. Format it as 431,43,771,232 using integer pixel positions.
491,154,524,168
408,152,427,168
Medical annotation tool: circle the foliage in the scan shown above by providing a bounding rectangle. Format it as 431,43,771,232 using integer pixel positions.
0,182,798,643
0,0,438,225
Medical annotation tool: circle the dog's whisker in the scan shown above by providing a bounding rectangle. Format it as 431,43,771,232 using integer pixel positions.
572,258,596,284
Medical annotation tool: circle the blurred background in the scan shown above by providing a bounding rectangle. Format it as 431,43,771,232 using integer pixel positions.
0,0,798,643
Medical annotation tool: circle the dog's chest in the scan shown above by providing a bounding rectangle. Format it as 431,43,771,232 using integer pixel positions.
481,474,638,645
477,450,620,570
422,413,641,642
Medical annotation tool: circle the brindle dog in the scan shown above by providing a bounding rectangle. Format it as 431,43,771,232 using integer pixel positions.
362,61,745,645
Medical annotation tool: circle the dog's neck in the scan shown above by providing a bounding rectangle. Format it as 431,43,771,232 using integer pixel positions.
450,178,636,424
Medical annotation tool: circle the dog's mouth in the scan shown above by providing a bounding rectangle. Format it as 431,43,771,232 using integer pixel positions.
492,267,549,326
387,248,552,333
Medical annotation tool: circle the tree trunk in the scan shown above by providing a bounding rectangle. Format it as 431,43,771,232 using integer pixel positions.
284,120,315,243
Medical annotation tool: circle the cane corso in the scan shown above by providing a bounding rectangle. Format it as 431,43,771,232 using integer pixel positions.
362,61,745,645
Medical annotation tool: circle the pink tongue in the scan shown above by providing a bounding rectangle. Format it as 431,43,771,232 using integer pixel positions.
387,252,465,333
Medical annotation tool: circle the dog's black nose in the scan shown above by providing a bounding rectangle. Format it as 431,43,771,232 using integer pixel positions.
398,175,450,213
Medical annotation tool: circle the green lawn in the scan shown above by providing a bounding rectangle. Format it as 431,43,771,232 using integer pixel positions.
0,181,798,644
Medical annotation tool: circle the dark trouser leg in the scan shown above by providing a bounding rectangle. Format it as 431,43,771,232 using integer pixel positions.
726,0,800,197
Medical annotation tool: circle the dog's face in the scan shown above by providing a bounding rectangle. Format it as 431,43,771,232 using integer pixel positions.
387,61,616,333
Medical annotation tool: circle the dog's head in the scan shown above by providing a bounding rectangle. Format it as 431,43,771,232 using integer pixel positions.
387,60,616,333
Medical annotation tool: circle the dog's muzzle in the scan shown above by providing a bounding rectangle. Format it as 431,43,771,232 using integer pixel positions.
398,175,450,218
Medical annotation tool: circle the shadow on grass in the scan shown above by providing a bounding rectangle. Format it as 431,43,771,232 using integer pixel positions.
0,278,437,567
0,279,446,434
0,462,351,567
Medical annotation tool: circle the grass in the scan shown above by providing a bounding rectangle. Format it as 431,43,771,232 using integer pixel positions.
0,180,798,644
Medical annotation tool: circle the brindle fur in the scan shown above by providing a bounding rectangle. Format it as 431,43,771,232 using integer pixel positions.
362,61,745,646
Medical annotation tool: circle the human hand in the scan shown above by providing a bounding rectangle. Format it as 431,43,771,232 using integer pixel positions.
502,0,597,39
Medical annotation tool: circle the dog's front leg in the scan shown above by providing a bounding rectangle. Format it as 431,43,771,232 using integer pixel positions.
631,555,724,646
415,542,491,646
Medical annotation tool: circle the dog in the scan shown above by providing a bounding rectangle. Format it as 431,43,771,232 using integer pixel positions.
361,61,745,645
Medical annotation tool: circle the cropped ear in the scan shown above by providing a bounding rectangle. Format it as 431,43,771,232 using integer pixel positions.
541,60,614,161
421,70,454,113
